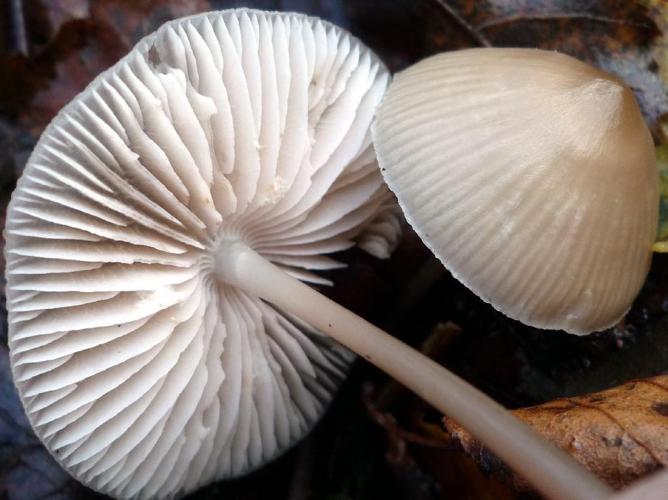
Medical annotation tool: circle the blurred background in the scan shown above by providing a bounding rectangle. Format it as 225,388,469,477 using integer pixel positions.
1,1,667,498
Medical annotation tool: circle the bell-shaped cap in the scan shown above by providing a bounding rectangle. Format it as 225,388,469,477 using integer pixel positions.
373,48,658,334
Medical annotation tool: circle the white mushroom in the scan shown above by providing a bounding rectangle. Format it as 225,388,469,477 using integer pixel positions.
6,10,396,499
372,48,658,335
5,14,610,500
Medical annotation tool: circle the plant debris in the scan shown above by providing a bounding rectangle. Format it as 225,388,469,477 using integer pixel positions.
444,376,668,491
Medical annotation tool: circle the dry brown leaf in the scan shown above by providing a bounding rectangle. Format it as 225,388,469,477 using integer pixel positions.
444,376,668,491
421,0,668,131
1,0,211,134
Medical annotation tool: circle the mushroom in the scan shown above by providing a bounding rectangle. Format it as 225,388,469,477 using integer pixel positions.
5,12,609,500
372,47,658,335
6,10,396,498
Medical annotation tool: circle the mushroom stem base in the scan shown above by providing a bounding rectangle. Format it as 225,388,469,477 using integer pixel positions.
214,239,612,500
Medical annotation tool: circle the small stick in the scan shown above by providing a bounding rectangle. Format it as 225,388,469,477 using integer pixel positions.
432,0,492,47
8,0,28,55
477,13,650,31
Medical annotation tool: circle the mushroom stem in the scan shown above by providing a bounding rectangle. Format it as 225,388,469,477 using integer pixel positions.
215,239,611,500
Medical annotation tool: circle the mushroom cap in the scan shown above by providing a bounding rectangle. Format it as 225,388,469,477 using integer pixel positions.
5,9,398,499
372,48,658,335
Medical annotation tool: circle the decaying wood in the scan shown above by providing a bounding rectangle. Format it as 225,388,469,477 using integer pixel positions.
444,375,668,490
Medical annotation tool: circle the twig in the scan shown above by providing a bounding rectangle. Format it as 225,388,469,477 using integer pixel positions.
477,13,651,32
432,0,492,47
8,0,29,55
363,383,459,450
376,322,462,409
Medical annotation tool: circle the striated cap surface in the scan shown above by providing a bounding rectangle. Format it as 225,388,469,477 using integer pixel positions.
373,48,658,334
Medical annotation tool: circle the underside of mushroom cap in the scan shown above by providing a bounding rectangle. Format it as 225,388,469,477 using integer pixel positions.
5,9,399,499
372,48,658,335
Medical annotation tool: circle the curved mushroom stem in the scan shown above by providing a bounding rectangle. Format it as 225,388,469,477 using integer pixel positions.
215,239,612,500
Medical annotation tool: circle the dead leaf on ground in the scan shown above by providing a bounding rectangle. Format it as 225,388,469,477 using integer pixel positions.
444,375,668,491
455,0,668,130
0,0,211,135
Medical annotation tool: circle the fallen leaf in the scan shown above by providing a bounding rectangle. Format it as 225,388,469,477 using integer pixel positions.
0,0,212,136
643,0,668,93
444,375,668,491
422,0,668,132
90,0,211,50
20,19,127,134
